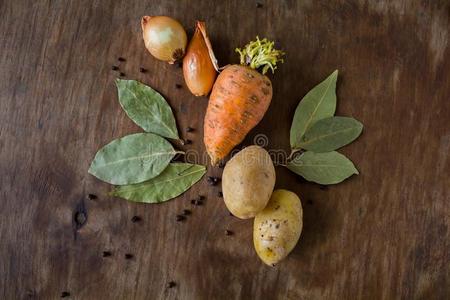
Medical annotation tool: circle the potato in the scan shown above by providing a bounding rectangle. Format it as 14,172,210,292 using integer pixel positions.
253,189,303,266
222,145,275,219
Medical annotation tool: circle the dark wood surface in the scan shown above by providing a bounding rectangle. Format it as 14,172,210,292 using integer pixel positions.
1,1,449,299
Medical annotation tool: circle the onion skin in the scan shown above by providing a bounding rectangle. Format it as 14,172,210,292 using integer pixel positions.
141,16,187,64
183,21,217,96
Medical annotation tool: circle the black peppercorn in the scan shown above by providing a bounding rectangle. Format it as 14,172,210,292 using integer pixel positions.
125,253,133,259
193,200,203,206
61,291,70,298
225,230,233,236
167,281,176,288
319,185,328,191
118,57,126,62
207,176,217,186
139,67,147,73
102,251,112,257
175,84,182,89
131,216,141,223
183,209,191,215
111,66,119,71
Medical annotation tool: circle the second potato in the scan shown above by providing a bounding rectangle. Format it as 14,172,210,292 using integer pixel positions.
222,145,275,219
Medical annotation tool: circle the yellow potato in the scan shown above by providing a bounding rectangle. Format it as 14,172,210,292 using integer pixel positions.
222,145,275,219
253,189,303,266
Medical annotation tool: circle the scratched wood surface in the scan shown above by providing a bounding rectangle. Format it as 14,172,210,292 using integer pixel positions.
1,0,449,299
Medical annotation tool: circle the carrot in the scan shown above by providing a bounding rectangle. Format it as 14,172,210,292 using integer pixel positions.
204,37,284,165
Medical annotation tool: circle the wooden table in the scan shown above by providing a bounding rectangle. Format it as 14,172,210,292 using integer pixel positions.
1,1,449,299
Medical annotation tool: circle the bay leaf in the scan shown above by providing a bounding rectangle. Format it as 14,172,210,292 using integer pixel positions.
116,79,179,139
286,151,358,184
299,116,363,152
88,133,177,185
290,70,338,149
110,163,206,203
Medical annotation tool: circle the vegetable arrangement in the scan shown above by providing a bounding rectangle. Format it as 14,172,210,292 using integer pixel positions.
89,15,365,267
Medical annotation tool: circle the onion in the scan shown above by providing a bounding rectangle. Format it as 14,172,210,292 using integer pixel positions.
183,21,219,96
141,16,187,64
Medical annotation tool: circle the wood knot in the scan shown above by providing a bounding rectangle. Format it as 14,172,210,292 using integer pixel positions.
73,199,87,234
74,211,86,228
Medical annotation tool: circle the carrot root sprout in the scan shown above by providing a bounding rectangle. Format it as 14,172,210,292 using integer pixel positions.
235,37,285,74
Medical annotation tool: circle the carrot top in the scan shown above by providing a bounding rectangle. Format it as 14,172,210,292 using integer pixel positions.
235,37,285,75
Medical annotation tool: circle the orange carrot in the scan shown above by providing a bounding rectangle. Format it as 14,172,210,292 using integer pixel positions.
204,37,284,165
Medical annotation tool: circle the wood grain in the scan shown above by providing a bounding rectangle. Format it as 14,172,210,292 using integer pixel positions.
1,0,449,299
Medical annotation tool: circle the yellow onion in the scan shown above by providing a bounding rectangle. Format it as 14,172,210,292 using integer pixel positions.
141,16,187,64
183,21,219,96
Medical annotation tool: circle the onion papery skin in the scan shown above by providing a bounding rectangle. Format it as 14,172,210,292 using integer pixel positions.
183,21,218,96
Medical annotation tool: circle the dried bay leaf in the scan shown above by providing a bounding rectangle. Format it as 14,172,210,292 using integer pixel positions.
290,70,338,149
116,79,179,139
110,163,206,203
299,116,363,152
88,133,177,185
287,151,358,184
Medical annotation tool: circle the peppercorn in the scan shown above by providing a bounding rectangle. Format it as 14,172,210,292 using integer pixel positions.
131,216,141,223
61,291,70,298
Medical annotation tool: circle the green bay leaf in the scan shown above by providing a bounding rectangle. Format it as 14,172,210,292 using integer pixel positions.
299,116,363,152
286,151,358,184
88,133,177,185
110,163,206,203
290,70,338,149
116,79,179,139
